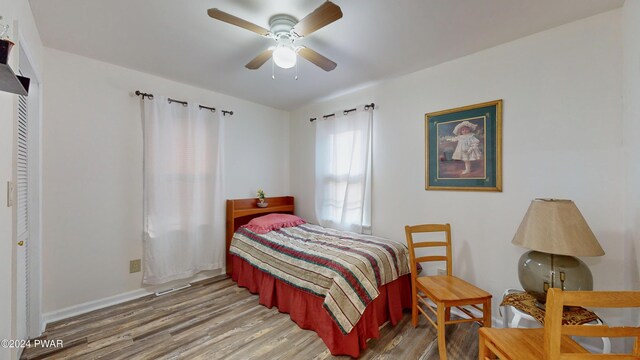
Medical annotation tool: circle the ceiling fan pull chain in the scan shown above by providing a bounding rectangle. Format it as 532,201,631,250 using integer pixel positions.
272,59,275,80
295,62,298,80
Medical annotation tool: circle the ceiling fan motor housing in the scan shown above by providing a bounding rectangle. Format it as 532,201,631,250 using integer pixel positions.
269,14,298,37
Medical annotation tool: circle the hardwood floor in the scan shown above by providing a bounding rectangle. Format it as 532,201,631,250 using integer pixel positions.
22,276,480,359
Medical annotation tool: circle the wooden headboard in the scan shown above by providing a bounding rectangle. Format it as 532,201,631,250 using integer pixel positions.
225,196,295,275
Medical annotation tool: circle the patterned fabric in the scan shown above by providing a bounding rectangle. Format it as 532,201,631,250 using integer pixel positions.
501,291,600,325
230,223,412,334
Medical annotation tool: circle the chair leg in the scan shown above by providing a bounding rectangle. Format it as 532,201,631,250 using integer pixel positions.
412,296,418,327
412,288,418,327
437,302,447,360
478,330,488,360
445,307,451,321
478,330,497,359
483,298,492,328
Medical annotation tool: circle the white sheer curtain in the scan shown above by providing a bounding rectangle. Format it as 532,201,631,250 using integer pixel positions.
315,105,372,234
142,96,225,285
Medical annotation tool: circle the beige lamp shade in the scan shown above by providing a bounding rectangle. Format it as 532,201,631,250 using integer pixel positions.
512,199,604,257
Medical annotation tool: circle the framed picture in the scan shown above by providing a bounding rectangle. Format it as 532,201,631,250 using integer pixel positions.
425,100,502,191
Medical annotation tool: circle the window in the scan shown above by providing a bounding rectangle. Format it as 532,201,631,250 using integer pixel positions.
315,107,372,233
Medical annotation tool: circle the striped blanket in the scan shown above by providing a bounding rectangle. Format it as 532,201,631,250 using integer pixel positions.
230,223,411,334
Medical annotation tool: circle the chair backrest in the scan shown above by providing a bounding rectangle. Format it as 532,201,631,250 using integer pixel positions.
404,224,452,277
543,288,640,359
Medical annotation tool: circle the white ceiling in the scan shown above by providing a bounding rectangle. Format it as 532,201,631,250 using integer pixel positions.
29,0,623,110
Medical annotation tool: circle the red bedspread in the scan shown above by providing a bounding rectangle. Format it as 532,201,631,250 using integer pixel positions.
232,255,412,357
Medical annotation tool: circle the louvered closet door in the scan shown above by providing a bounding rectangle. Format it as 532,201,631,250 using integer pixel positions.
17,94,29,240
15,91,30,341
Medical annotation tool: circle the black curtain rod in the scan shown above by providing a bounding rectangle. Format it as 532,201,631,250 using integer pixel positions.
135,91,153,100
135,90,234,115
199,105,216,112
168,98,187,106
309,103,375,122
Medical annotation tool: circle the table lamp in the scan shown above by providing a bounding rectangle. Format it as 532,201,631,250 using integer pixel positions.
512,199,604,303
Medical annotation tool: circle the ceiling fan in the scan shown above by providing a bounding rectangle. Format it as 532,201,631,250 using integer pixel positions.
207,1,342,72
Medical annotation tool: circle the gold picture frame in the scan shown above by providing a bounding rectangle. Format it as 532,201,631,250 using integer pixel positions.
425,100,502,191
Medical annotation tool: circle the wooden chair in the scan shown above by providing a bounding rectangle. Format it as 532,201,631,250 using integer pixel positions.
479,288,640,359
404,224,492,360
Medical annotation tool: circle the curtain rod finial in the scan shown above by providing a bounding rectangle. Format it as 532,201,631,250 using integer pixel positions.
135,90,154,100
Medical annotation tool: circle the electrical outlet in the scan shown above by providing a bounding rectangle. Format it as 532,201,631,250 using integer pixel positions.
129,259,141,273
6,181,14,207
437,268,447,276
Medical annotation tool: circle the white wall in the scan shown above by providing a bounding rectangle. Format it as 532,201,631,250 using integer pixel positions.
622,0,640,316
0,0,44,358
291,9,625,320
41,48,289,313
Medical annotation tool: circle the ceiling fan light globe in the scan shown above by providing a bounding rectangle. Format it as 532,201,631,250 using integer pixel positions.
273,45,296,69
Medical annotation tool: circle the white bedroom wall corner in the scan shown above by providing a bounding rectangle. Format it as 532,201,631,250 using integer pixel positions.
221,100,291,200
283,111,291,196
288,111,316,223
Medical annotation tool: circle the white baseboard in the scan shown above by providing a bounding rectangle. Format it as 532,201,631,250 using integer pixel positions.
41,271,220,332
42,287,153,332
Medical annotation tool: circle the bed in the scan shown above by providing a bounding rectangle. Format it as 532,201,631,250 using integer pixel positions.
225,196,413,357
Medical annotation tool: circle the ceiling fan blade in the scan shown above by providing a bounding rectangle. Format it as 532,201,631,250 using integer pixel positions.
245,49,274,70
298,47,337,72
292,1,343,37
207,8,271,36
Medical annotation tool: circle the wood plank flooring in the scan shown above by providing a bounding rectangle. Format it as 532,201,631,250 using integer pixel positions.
21,275,480,359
